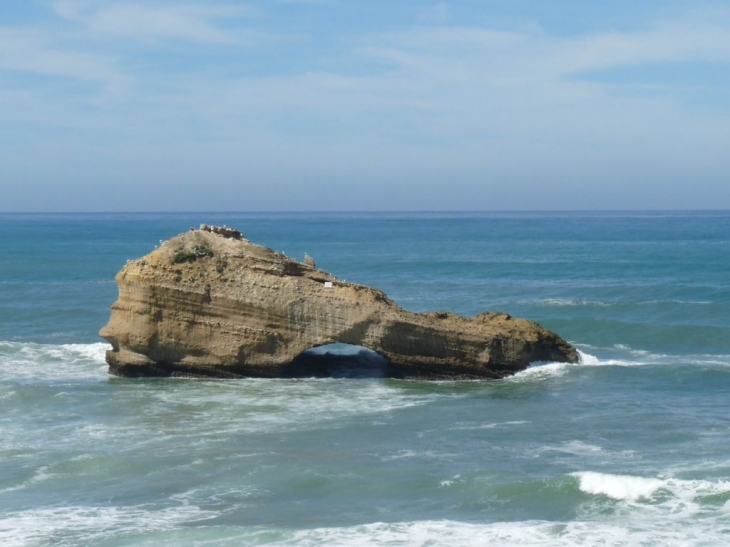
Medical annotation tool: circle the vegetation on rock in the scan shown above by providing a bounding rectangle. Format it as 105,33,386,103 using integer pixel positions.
172,245,214,264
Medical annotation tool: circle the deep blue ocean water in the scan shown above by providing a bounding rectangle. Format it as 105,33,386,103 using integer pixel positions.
1,211,730,546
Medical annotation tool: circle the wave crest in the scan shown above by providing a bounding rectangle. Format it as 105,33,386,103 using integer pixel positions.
0,342,110,381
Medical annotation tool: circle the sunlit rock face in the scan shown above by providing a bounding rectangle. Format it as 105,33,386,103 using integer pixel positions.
100,226,579,379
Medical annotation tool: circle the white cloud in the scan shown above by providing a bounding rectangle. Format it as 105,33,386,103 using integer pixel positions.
554,23,730,76
0,28,127,90
417,3,451,25
364,17,730,83
139,8,730,200
53,1,249,44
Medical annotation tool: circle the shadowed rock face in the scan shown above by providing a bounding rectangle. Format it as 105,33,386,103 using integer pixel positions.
100,227,579,379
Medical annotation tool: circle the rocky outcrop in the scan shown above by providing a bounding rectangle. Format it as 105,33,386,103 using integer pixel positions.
100,226,579,379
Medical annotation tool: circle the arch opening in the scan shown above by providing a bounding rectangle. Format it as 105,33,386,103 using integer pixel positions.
287,343,390,378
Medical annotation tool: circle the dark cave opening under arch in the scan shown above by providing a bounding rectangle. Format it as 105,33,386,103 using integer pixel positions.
287,343,390,378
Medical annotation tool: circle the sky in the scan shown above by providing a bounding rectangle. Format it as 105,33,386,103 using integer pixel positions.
1,0,729,211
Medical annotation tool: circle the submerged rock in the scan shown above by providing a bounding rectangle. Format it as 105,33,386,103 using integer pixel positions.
100,227,579,379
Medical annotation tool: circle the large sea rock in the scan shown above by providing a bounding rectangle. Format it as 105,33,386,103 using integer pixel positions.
100,226,579,379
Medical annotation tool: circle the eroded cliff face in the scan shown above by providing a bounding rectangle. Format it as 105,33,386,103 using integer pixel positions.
100,226,579,379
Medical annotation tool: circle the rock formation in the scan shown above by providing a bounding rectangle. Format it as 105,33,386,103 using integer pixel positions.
100,226,579,379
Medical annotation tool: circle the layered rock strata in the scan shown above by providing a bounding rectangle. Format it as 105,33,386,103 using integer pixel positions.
100,226,579,379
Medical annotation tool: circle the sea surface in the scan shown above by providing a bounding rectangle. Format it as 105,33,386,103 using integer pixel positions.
1,211,730,546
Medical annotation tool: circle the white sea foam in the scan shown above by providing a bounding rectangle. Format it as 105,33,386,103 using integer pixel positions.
506,348,647,382
573,471,730,510
453,420,530,430
0,504,216,547
134,378,445,437
534,298,615,307
573,471,663,500
508,362,571,381
507,345,730,383
576,350,645,367
533,298,713,308
61,343,108,362
439,474,461,487
540,441,604,457
0,465,54,494
381,449,420,461
0,341,109,381
578,350,666,367
578,348,730,368
248,515,730,547
5,510,730,547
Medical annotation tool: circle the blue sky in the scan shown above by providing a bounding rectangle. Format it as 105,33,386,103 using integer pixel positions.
1,0,729,211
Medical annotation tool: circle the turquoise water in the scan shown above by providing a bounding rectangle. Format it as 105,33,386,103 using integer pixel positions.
1,212,730,545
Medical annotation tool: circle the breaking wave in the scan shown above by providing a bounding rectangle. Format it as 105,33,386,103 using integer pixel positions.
510,346,730,382
0,341,109,381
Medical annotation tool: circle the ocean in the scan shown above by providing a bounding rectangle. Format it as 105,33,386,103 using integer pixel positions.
1,211,729,546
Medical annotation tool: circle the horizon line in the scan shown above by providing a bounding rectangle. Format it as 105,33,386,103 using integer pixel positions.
2,209,730,215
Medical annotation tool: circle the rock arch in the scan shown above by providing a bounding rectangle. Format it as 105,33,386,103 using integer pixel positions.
285,343,390,378
101,227,579,379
